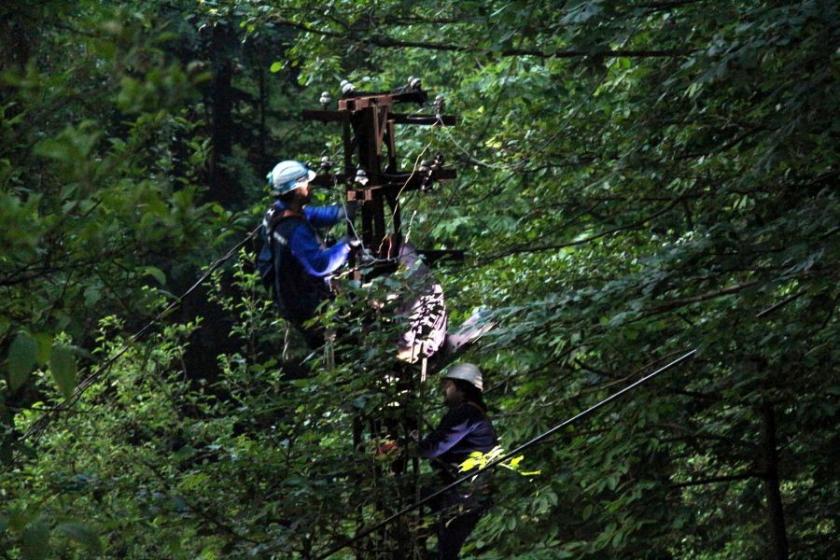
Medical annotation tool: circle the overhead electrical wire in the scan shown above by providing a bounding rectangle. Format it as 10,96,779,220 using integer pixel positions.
310,349,698,560
24,123,445,438
22,224,263,441
306,284,809,559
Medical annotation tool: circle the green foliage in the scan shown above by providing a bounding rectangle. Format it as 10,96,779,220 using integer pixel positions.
48,344,77,400
0,0,230,551
7,332,37,391
2,0,839,559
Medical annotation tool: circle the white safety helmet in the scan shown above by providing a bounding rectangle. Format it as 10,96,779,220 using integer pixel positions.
267,160,317,196
443,363,483,392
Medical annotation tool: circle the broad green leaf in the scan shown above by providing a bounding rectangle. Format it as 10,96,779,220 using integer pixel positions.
33,138,75,163
269,61,283,73
83,284,102,307
21,518,50,560
50,345,77,399
8,331,37,390
55,522,102,554
34,333,53,366
144,266,167,286
173,445,197,461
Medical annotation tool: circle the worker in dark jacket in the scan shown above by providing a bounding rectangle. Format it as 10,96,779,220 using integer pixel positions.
418,363,498,560
256,160,357,347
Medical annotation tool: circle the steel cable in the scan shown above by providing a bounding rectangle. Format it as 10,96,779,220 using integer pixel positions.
22,224,262,441
310,348,698,560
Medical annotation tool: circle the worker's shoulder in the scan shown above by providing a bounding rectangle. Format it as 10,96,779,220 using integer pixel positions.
265,203,305,226
269,215,313,249
275,213,310,231
447,402,486,422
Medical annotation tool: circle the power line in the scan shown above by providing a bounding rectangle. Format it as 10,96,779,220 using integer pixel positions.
311,348,698,560
22,224,262,442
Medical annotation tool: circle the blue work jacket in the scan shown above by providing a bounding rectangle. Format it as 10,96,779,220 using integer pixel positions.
257,202,350,323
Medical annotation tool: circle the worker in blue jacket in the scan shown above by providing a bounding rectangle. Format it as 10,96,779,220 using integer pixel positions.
418,363,498,560
257,160,358,348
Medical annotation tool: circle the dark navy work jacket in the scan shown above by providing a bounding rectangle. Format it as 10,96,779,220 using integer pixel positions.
419,402,498,478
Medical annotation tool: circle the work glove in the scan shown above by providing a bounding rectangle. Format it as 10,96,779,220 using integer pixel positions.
374,438,399,459
341,235,362,250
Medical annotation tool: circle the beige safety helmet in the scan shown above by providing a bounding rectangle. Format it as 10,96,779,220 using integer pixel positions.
443,363,483,392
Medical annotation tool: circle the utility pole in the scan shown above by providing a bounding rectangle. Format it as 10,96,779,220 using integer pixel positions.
303,78,458,270
303,78,459,559
760,402,789,560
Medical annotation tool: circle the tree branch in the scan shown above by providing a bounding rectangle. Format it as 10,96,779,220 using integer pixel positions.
671,471,761,489
479,197,682,264
270,18,692,59
140,459,262,546
676,126,766,161
635,0,708,10
364,36,692,59
643,281,759,315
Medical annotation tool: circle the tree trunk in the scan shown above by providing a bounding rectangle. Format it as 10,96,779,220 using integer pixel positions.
208,23,236,206
258,63,268,171
0,403,15,466
760,402,789,560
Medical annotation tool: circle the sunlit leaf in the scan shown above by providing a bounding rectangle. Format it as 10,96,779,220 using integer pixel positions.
49,344,77,399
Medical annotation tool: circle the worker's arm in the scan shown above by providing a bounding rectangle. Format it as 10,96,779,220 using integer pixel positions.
288,224,351,277
418,406,476,459
270,201,344,227
303,204,344,228
271,200,357,229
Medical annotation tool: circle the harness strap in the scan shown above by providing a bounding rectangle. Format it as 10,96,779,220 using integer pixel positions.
266,209,306,262
264,208,309,317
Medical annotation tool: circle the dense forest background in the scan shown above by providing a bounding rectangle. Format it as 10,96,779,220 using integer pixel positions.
1,1,838,559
